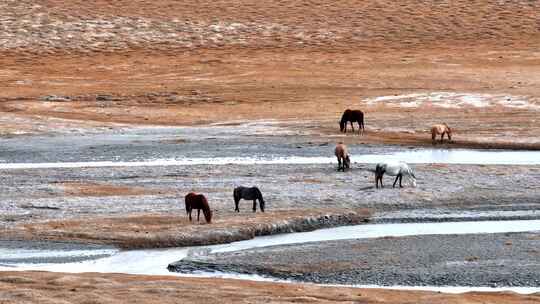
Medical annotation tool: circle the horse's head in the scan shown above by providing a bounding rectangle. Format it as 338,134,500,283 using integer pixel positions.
408,170,417,187
339,120,345,132
204,209,212,223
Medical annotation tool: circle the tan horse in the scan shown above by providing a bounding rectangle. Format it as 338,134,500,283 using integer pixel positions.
334,143,351,171
431,123,452,144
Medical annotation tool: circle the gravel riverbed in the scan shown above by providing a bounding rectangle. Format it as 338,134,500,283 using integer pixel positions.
169,232,540,287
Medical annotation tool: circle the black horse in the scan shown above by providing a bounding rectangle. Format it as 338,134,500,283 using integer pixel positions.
233,186,265,212
339,109,364,134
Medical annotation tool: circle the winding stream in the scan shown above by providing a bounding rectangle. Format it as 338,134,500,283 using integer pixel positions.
2,220,540,294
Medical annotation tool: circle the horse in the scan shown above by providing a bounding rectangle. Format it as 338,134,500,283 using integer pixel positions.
185,192,212,223
431,123,452,144
339,109,365,134
233,186,265,212
334,143,351,171
374,161,417,189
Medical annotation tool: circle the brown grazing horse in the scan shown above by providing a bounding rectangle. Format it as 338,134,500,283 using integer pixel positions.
185,192,212,223
334,143,351,171
431,123,452,144
339,109,365,134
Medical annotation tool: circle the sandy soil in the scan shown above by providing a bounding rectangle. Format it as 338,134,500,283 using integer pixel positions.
0,1,539,148
1,271,539,304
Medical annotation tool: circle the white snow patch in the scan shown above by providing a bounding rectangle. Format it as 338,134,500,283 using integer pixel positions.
365,92,540,110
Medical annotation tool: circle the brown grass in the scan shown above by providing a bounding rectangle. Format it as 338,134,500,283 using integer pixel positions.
11,209,369,249
60,182,169,197
0,271,538,304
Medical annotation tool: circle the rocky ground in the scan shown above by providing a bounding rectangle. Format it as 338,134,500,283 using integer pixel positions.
1,131,539,247
170,232,540,287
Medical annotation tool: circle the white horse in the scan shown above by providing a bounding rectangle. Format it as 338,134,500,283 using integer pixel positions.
375,161,416,188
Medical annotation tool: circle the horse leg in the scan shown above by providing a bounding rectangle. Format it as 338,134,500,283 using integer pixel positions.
337,157,342,171
252,200,257,212
440,133,444,143
399,175,403,188
432,132,436,145
197,209,201,222
188,210,192,222
393,175,400,188
350,121,355,133
235,198,240,212
259,199,265,212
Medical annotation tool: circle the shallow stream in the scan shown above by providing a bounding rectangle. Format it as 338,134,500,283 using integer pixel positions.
2,220,540,294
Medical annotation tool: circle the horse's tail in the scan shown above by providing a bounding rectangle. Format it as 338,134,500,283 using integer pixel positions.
201,195,212,223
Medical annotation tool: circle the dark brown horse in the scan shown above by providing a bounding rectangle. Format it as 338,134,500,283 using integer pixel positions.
185,192,212,223
339,109,365,134
233,186,265,212
334,143,350,171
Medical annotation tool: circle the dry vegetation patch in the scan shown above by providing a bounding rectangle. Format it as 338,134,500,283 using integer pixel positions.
12,209,369,249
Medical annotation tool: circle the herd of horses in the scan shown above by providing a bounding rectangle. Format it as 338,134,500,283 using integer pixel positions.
184,108,448,224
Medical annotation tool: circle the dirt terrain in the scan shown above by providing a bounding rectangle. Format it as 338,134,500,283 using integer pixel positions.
1,0,540,302
0,1,540,148
1,271,539,304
